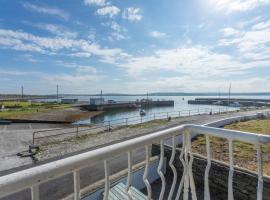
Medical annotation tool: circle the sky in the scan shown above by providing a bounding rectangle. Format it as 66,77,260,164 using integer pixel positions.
0,0,270,94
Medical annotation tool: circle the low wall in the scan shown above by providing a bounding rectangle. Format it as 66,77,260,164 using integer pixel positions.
152,144,270,200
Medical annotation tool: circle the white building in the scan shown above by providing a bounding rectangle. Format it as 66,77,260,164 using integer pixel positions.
90,98,105,105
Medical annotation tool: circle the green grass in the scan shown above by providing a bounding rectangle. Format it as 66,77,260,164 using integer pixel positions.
0,101,71,119
129,119,169,129
192,119,270,175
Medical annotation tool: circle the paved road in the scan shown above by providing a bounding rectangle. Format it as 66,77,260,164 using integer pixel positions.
0,108,270,200
0,123,73,172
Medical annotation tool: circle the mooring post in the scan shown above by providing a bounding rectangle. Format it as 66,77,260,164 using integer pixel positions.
167,112,169,119
108,121,110,131
126,118,128,127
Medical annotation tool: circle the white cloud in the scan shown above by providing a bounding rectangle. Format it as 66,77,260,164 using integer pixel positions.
110,21,122,32
96,6,120,18
44,74,104,88
210,0,270,12
22,2,69,20
102,21,128,41
149,31,167,38
84,0,106,6
29,23,77,38
221,27,242,37
122,8,142,21
55,61,97,74
252,20,270,30
125,76,270,93
219,20,270,60
0,28,125,60
107,45,270,81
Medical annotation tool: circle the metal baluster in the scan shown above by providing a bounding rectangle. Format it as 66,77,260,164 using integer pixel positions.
168,136,177,200
126,151,133,200
158,140,166,200
31,185,39,200
187,132,197,200
204,135,211,200
73,170,80,200
256,144,263,200
183,131,190,200
103,160,110,200
143,145,152,200
228,139,234,200
176,134,187,200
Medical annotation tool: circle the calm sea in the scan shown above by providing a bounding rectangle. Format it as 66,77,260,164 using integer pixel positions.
69,95,269,125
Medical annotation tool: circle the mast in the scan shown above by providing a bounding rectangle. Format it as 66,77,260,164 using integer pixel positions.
228,82,231,106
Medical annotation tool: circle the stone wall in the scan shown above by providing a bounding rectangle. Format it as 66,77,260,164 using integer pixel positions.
152,144,270,200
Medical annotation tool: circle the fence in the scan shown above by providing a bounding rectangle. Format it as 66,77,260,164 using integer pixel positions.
32,107,237,145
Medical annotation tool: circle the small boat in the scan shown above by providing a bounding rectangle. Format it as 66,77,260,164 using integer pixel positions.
139,109,146,116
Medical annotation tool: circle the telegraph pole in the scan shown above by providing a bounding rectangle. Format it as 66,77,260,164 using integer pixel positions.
21,86,24,99
56,85,59,103
228,82,231,106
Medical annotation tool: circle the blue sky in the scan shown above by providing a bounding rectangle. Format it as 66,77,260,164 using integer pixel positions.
0,0,270,94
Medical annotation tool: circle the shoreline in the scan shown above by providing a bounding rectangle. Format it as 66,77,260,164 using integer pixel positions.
2,107,103,123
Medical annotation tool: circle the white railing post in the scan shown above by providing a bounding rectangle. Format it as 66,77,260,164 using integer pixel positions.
176,134,186,199
157,140,166,200
168,136,177,200
73,170,80,200
187,132,197,200
143,145,152,200
256,144,263,200
31,185,39,200
183,131,190,200
103,160,110,200
126,151,133,200
228,139,234,200
204,135,211,200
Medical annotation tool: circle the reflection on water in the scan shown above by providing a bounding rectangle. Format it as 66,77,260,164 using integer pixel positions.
75,95,241,125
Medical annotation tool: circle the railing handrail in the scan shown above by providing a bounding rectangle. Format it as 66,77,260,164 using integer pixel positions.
1,123,270,199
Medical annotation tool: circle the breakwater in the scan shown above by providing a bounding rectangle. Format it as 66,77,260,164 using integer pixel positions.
79,100,174,111
188,98,270,107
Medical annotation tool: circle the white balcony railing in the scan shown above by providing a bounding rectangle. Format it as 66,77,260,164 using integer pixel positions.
0,124,270,200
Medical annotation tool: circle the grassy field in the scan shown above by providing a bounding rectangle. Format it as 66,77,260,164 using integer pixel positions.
129,119,169,129
0,101,71,119
192,119,270,175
